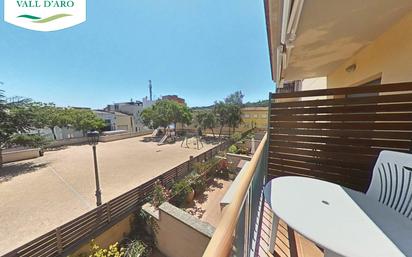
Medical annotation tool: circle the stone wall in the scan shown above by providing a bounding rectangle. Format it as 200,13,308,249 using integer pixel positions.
99,130,152,142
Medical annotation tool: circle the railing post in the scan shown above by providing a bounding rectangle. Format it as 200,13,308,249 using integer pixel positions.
56,227,63,254
188,156,193,173
107,202,112,223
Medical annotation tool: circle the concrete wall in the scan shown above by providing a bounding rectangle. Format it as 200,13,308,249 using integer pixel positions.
31,127,84,141
46,131,152,148
144,203,214,257
115,114,135,133
2,148,40,163
70,214,134,256
328,10,412,88
48,137,89,148
99,130,152,143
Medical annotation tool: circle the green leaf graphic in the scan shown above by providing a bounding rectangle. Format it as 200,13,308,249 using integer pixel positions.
32,14,72,23
17,14,41,20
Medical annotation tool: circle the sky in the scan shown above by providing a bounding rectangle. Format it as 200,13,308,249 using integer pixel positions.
0,0,275,109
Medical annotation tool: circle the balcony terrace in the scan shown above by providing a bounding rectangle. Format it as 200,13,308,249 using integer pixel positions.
203,82,412,257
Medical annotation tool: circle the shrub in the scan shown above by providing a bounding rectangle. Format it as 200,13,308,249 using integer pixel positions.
80,240,124,257
125,240,151,257
230,132,242,142
187,172,207,195
217,150,226,157
128,208,158,246
11,134,50,148
193,157,219,176
236,146,249,155
170,178,192,207
228,144,237,154
151,180,170,208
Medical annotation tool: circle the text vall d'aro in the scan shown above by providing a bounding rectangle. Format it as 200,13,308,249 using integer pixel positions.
16,1,75,8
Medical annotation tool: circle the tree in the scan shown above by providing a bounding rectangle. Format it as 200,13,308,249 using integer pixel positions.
32,103,72,140
203,111,217,137
0,91,47,167
141,100,192,130
226,104,242,135
225,91,244,106
195,110,217,137
176,104,192,129
214,101,229,139
141,108,157,129
69,109,106,134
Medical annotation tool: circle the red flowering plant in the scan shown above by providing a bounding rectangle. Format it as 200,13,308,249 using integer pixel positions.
218,158,229,172
151,180,170,208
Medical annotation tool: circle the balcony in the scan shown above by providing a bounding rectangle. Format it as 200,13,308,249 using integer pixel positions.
203,82,412,257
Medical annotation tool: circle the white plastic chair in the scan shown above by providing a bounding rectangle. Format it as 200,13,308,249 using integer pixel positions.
367,150,412,218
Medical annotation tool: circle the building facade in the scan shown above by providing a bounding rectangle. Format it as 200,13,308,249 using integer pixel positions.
113,112,135,133
93,110,116,131
241,107,268,130
104,101,146,132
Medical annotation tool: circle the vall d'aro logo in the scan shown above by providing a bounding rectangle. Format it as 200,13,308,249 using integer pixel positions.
4,0,86,31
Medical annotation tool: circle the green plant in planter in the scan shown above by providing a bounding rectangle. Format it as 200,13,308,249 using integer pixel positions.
236,146,249,155
217,150,226,158
228,144,238,154
129,208,158,246
230,132,242,142
188,173,207,195
151,180,170,208
193,157,219,177
125,240,151,257
193,161,209,176
170,178,192,207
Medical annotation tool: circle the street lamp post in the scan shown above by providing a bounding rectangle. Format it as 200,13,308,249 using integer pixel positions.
87,131,102,206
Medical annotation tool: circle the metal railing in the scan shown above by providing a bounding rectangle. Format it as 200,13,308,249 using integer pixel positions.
203,133,268,257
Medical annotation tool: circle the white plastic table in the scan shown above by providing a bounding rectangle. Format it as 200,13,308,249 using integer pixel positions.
264,176,412,257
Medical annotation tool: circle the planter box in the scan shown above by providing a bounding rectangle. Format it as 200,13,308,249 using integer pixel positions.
2,148,41,163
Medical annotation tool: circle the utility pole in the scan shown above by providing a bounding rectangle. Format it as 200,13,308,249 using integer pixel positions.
149,80,153,101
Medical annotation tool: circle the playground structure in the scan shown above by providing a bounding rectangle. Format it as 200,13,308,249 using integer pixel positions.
151,128,159,137
158,128,176,145
181,130,204,150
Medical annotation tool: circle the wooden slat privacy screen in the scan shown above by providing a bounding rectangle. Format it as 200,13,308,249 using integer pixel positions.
269,82,412,192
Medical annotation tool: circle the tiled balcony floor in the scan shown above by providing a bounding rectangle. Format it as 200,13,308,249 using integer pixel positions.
257,203,324,257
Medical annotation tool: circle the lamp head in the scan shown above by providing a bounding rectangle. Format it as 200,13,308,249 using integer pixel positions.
87,131,100,145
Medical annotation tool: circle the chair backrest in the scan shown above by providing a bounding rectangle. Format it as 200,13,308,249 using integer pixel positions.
367,150,412,219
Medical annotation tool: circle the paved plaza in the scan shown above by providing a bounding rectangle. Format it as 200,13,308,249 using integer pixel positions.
0,135,215,255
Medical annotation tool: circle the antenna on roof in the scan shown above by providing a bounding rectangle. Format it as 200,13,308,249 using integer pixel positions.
149,80,153,101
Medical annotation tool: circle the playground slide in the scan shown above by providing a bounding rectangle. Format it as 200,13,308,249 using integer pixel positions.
151,129,159,137
158,134,168,145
